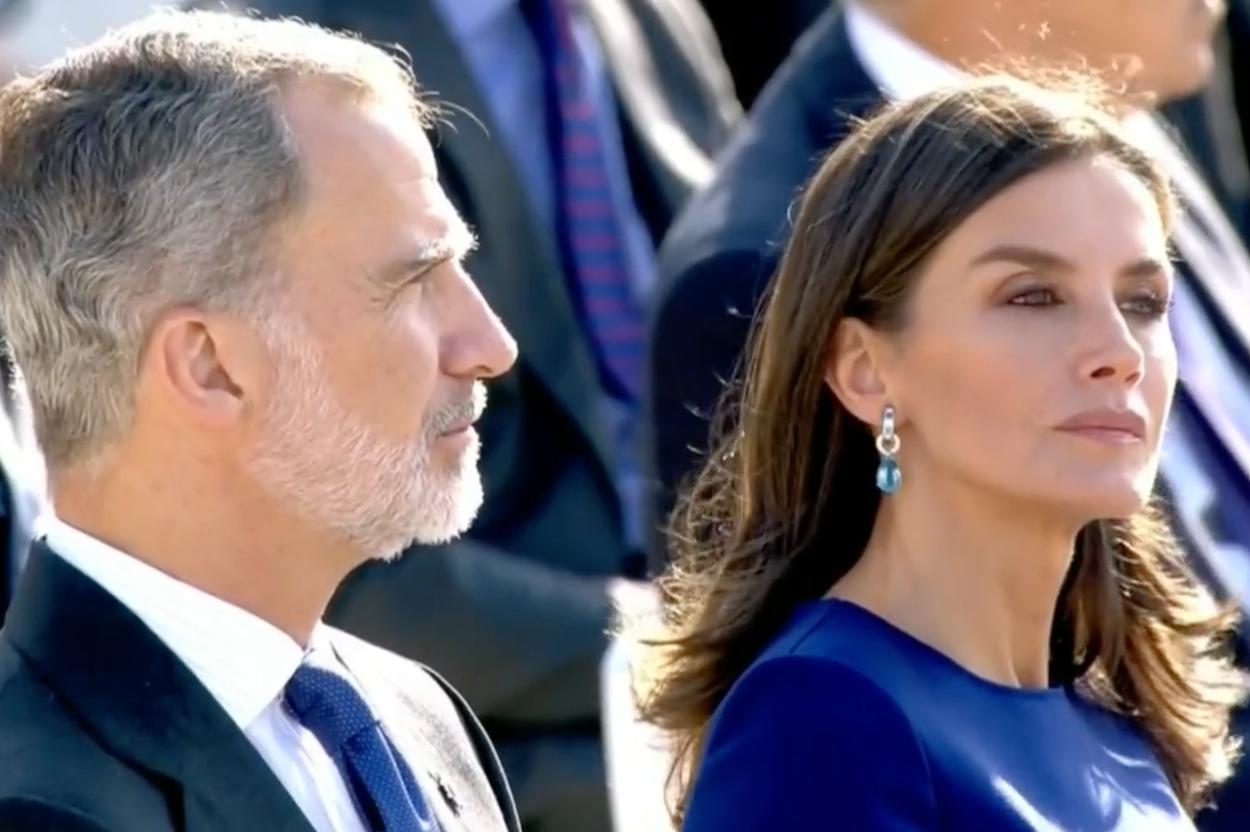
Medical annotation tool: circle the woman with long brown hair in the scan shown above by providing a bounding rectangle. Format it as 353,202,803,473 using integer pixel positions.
637,76,1246,830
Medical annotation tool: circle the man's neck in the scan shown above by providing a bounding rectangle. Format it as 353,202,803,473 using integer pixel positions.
51,462,356,646
848,1,1144,118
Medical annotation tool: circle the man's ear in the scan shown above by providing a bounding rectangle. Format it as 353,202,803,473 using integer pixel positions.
824,317,894,428
142,308,263,428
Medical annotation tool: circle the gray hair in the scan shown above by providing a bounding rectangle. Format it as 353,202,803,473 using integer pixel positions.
0,9,433,467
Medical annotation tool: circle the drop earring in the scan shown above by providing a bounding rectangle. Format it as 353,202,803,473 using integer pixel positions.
875,405,902,495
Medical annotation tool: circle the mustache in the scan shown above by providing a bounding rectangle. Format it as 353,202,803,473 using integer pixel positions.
426,382,487,435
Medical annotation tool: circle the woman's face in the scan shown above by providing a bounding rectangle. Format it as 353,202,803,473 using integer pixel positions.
882,155,1176,521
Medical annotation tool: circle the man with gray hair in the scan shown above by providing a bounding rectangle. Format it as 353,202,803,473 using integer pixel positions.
0,9,521,831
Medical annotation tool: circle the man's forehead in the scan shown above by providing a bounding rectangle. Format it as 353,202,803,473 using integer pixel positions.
280,82,437,177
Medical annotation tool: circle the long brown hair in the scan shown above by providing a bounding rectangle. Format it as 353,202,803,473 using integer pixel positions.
636,76,1245,821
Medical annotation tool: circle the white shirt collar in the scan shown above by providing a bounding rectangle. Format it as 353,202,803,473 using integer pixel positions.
41,517,322,729
843,1,962,101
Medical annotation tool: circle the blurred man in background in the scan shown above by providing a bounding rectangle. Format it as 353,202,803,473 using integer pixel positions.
653,3,1250,826
206,1,741,829
695,0,825,107
0,360,42,626
1164,0,1250,239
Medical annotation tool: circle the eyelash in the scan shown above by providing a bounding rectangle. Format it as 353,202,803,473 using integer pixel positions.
1007,288,1172,319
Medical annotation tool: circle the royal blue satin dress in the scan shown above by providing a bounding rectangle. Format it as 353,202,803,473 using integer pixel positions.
683,599,1195,830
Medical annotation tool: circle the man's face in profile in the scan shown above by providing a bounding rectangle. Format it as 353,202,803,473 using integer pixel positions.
1005,0,1226,101
244,85,516,560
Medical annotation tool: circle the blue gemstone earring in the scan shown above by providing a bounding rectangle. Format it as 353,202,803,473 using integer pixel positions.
875,405,902,495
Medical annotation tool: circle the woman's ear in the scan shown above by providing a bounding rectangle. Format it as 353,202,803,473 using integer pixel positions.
824,317,892,427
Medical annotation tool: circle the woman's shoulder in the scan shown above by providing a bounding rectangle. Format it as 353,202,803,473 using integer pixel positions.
689,611,941,829
752,599,933,687
708,603,932,763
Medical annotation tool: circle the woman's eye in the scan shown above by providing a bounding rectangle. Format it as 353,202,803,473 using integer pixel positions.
1120,294,1171,319
1007,288,1059,307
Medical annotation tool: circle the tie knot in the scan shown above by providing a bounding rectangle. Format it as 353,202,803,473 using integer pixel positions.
284,658,379,754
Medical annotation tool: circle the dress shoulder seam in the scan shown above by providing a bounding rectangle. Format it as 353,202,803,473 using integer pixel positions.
772,606,944,826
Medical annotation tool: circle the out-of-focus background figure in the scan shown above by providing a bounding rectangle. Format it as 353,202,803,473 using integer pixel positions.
0,361,42,627
694,0,825,107
1163,0,1250,239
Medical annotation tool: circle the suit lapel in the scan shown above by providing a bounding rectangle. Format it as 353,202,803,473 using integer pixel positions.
323,0,617,472
4,545,313,832
329,631,520,832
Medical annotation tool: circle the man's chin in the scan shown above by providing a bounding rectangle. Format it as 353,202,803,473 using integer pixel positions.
371,475,484,560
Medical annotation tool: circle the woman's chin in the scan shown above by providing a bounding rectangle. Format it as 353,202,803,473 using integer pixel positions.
1053,484,1152,526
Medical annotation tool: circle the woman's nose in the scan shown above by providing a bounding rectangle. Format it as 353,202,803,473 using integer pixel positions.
1076,302,1146,386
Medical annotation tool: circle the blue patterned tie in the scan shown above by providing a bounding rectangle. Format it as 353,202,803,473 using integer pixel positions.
524,0,646,401
284,652,439,832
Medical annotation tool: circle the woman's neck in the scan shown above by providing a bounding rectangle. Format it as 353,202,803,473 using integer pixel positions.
828,479,1080,689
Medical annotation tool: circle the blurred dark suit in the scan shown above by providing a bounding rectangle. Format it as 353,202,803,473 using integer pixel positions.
207,1,740,829
0,354,38,628
697,0,825,106
1163,0,1250,240
1230,0,1250,165
652,8,1250,827
650,11,882,557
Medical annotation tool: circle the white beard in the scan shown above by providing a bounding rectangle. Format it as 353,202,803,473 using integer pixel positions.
248,313,485,560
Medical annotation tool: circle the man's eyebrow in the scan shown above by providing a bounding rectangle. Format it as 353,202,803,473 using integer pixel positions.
372,225,479,287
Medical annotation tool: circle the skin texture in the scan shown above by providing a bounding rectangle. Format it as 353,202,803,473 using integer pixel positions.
827,155,1176,689
882,0,1226,102
53,82,517,644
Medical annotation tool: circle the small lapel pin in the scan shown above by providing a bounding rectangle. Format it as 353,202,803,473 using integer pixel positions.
431,771,461,817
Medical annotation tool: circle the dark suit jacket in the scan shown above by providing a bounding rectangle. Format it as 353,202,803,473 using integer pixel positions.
652,9,1250,829
696,0,825,107
0,355,37,628
0,543,521,832
650,9,881,556
193,0,740,828
1162,0,1250,242
1229,0,1250,170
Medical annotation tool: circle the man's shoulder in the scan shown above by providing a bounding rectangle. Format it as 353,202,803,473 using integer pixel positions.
326,626,489,762
0,638,175,832
326,625,452,702
657,6,884,297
